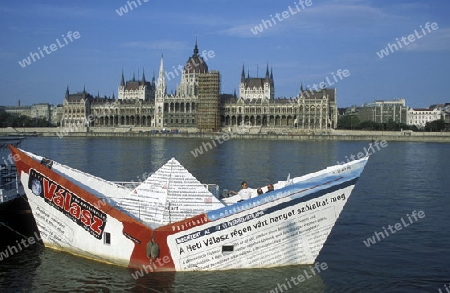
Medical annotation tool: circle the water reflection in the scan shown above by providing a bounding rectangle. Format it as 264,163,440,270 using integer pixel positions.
20,137,341,192
0,245,43,293
0,245,327,293
133,264,327,293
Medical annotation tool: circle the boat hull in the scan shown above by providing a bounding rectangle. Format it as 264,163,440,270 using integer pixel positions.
10,146,367,271
155,174,360,271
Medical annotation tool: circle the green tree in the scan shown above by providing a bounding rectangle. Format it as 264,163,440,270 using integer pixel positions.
0,111,50,127
360,120,380,130
338,115,360,129
386,119,397,131
425,119,445,132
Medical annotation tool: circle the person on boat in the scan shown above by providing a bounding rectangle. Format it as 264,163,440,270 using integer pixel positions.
257,188,263,195
266,184,274,193
229,181,253,200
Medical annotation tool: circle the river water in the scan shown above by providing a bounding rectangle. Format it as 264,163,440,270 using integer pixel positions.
0,137,449,292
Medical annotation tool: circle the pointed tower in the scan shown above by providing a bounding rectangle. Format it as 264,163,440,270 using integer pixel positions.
270,67,274,99
270,68,274,85
239,64,246,99
193,38,199,56
65,86,69,100
118,70,125,101
141,68,146,84
157,55,166,97
264,64,271,99
155,55,166,128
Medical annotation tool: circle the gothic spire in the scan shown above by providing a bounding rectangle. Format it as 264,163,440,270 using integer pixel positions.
65,85,69,99
265,64,269,78
141,68,146,83
193,38,199,55
241,64,245,82
159,54,164,74
157,55,166,96
121,70,125,87
270,67,274,86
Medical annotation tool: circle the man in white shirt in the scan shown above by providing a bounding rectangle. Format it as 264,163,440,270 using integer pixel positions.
237,181,253,200
229,181,253,201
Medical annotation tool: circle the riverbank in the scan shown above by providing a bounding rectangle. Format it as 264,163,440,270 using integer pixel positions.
1,127,450,142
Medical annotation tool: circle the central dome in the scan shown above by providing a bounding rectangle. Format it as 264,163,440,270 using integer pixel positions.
184,41,208,74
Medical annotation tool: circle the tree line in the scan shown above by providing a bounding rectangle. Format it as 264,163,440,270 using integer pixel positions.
0,111,51,128
337,115,446,132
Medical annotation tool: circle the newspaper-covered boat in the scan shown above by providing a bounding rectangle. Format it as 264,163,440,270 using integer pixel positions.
9,145,368,271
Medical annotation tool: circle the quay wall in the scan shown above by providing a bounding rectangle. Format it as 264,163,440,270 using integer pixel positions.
1,127,450,142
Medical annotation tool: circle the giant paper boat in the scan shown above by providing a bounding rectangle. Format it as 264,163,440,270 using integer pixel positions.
9,145,368,271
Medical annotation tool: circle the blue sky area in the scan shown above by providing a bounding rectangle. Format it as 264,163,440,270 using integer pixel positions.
0,0,449,108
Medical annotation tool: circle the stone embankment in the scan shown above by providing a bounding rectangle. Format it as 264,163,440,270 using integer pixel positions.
1,127,450,142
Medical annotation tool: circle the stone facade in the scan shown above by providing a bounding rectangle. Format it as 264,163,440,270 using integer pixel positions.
407,107,442,129
444,105,450,131
61,87,93,128
4,103,61,125
4,106,32,117
353,99,408,124
221,87,337,129
30,103,51,121
118,71,155,101
62,41,338,132
151,42,221,130
50,105,64,126
239,65,274,101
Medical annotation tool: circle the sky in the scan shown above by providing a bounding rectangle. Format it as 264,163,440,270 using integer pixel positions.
0,0,449,108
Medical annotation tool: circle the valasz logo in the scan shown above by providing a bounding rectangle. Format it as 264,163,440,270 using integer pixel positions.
28,169,106,239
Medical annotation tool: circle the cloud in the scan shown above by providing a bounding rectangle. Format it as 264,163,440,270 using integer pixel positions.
173,14,231,27
120,40,188,51
217,1,400,38
26,4,95,18
218,24,259,38
5,26,57,38
403,27,450,52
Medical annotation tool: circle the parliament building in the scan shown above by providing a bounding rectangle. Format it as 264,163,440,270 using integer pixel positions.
61,41,338,133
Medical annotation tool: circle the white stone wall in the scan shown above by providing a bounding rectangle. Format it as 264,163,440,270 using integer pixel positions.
407,109,441,128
